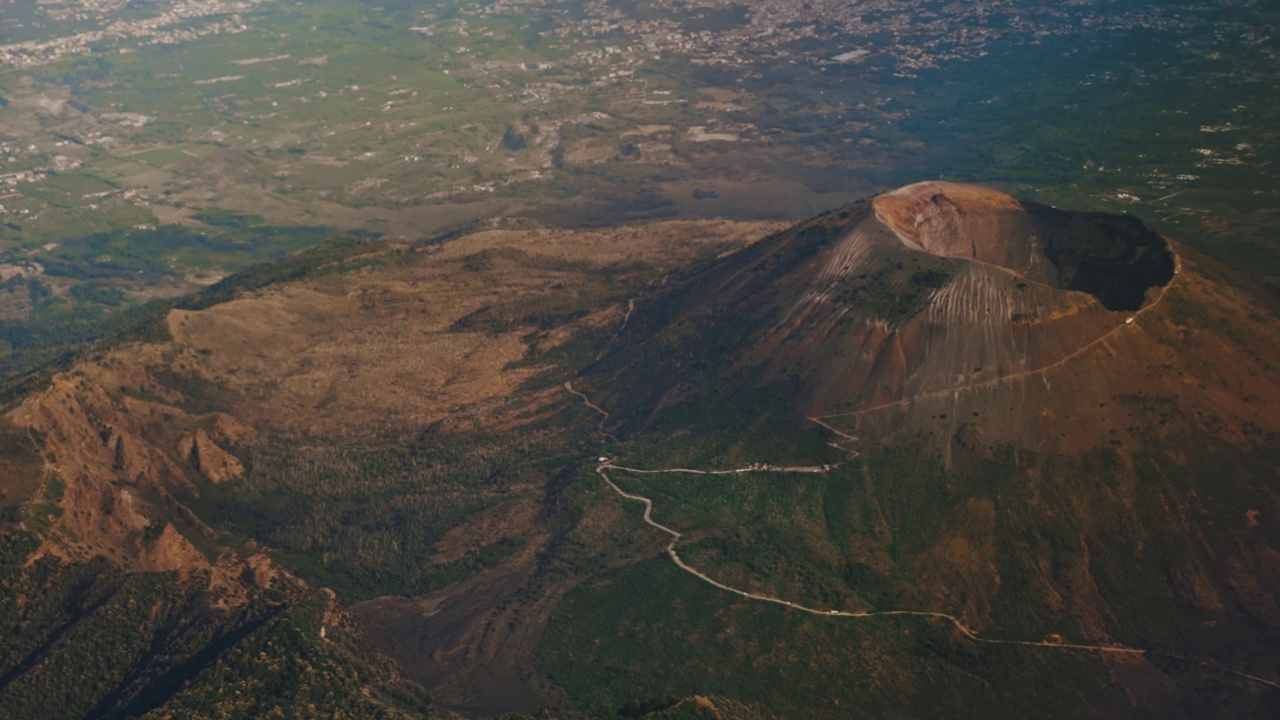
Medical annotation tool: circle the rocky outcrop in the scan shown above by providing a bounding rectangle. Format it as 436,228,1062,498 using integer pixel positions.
178,428,244,484
4,343,255,587
137,523,207,576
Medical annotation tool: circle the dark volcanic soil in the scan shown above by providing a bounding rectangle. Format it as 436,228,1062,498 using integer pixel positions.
1026,203,1175,311
351,550,564,717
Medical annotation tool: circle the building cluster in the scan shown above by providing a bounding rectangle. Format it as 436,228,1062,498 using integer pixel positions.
437,0,1201,76
0,0,262,68
0,169,46,189
1,0,1219,75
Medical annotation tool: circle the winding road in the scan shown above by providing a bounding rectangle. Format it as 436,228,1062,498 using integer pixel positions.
563,248,1280,690
596,462,1143,652
594,460,1280,690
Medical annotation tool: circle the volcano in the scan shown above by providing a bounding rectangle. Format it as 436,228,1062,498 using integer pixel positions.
570,182,1280,710
582,181,1280,455
4,182,1279,718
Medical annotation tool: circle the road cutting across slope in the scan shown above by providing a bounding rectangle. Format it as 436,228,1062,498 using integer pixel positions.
562,248,1280,690
593,460,1279,690
596,461,1140,651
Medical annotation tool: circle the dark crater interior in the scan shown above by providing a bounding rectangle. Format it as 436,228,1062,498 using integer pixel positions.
1023,203,1175,312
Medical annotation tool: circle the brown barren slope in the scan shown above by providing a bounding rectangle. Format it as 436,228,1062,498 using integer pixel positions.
1,218,776,717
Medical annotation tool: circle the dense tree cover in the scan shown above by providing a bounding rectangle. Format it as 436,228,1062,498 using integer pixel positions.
207,432,573,604
0,531,432,719
39,224,341,281
0,291,171,380
537,436,1280,719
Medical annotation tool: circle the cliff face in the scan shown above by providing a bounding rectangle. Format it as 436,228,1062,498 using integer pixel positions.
177,429,245,485
872,181,1030,265
4,342,264,593
873,181,1176,311
0,343,435,718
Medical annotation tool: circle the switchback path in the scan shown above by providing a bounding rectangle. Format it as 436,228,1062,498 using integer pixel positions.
597,462,1140,653
564,380,617,442
595,298,637,361
594,460,1280,690
806,415,862,455
563,254,1280,689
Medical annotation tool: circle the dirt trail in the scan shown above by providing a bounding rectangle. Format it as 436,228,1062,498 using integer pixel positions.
564,380,617,441
596,463,1141,652
595,298,637,361
806,415,861,455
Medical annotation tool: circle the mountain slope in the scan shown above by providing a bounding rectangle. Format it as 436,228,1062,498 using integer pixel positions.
0,219,774,718
2,192,1278,718
549,182,1280,716
579,182,1279,451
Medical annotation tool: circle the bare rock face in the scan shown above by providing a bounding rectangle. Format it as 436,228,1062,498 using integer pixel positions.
873,181,1029,265
179,428,244,484
209,412,255,447
106,423,196,496
137,523,207,576
3,344,252,586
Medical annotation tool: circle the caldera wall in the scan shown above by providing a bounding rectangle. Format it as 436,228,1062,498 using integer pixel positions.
873,181,1174,311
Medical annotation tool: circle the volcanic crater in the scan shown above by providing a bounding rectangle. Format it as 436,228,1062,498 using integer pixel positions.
583,181,1191,446
874,181,1175,312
